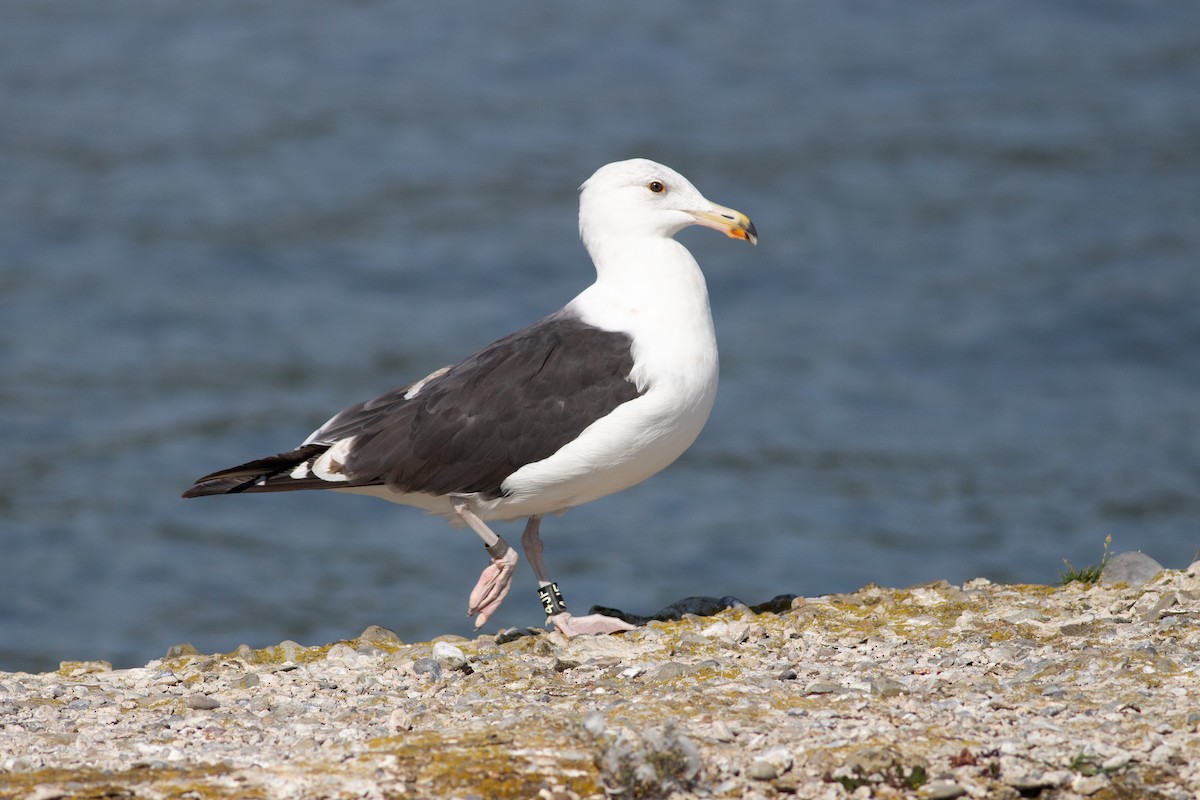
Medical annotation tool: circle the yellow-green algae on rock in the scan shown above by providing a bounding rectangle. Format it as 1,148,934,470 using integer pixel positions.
2,567,1199,799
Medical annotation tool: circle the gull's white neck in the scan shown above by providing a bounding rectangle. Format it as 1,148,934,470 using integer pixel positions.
568,233,718,401
585,232,709,302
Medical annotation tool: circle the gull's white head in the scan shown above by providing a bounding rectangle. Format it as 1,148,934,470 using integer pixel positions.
578,159,757,253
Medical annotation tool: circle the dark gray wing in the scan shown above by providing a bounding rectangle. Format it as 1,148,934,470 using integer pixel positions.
183,312,644,500
338,312,643,497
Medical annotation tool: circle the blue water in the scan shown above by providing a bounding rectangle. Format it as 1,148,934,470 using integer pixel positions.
3,1,1199,672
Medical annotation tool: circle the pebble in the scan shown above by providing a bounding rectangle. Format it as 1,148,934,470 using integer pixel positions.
744,760,777,781
431,642,467,669
184,694,220,711
804,680,845,695
1072,774,1109,795
411,658,442,681
27,786,68,800
868,677,906,696
747,746,792,780
652,662,695,682
1,560,1197,798
358,625,404,648
920,780,965,799
708,721,736,742
581,710,607,737
325,643,360,663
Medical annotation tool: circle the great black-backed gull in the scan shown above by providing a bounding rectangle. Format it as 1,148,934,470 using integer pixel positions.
183,158,757,636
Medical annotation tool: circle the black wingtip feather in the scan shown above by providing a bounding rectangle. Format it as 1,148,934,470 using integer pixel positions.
182,476,260,498
181,444,329,498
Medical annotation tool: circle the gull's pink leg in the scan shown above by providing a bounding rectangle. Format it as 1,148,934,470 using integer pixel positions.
521,515,551,584
452,502,518,629
520,515,636,637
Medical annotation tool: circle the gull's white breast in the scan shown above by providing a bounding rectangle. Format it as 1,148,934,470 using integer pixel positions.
481,237,719,520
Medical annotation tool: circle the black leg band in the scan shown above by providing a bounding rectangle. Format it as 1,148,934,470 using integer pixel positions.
538,582,568,616
485,539,509,559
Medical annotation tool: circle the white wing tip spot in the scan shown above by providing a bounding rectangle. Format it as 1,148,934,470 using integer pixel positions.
312,437,356,482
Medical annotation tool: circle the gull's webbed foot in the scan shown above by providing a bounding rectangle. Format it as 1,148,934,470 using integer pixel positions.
467,544,518,629
547,611,637,637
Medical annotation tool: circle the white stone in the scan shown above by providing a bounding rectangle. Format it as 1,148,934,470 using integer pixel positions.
431,642,467,669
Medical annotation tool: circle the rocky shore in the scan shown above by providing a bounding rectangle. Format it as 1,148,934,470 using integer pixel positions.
2,559,1197,799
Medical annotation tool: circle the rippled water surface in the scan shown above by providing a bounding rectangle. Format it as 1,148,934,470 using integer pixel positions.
3,1,1199,671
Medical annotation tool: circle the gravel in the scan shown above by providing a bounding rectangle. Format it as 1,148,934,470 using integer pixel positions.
2,560,1198,799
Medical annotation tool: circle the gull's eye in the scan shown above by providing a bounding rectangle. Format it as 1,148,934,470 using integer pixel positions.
647,180,666,194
